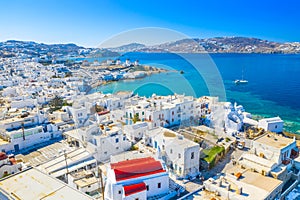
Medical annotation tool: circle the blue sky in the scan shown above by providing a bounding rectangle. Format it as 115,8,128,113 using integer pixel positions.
0,0,299,47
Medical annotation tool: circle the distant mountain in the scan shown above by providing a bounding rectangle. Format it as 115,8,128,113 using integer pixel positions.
0,40,119,58
1,37,300,59
108,43,146,52
108,37,300,54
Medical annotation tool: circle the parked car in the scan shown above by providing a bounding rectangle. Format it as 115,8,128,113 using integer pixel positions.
237,142,244,150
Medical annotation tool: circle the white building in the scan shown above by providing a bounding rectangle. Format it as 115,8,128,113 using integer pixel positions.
0,168,95,200
252,133,297,164
37,148,97,180
64,124,131,162
0,152,22,178
258,117,284,133
145,127,200,178
68,170,99,195
203,165,283,200
123,94,204,129
68,105,88,127
123,122,148,141
105,157,169,200
238,133,299,180
89,125,132,162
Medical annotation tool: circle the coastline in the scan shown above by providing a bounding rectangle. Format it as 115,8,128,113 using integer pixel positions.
86,65,173,94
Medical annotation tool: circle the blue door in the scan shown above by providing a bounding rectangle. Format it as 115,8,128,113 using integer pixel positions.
14,144,20,152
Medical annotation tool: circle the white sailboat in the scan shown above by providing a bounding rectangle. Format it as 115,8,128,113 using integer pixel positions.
235,67,248,85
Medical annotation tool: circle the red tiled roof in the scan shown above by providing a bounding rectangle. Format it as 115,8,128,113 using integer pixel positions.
111,157,166,181
123,182,146,196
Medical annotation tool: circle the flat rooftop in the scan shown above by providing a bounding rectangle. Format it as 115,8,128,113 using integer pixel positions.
74,176,98,188
0,168,95,200
260,117,283,123
255,134,295,149
226,166,283,193
15,141,74,167
37,148,93,175
0,138,9,145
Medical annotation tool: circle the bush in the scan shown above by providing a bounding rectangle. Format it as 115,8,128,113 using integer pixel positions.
130,145,139,151
225,137,231,142
203,146,225,164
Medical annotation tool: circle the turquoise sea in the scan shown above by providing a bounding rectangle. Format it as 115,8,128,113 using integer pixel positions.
89,53,300,134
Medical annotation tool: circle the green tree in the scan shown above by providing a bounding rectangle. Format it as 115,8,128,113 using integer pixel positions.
49,95,64,112
132,113,140,124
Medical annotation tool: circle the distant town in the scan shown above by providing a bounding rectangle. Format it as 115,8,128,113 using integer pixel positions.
0,39,299,200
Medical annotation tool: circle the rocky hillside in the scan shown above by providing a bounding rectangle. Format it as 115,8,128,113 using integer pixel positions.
109,37,300,54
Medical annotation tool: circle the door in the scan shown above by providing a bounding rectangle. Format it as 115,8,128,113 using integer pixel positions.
14,144,20,152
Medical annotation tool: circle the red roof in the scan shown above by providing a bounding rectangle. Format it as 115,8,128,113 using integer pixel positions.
98,110,110,115
123,182,146,196
0,152,8,161
111,157,165,181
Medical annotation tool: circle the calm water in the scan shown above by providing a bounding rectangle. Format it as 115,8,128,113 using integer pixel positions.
90,53,300,134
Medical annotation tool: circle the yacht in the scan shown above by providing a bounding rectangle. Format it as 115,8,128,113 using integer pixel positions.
235,68,248,85
234,79,248,84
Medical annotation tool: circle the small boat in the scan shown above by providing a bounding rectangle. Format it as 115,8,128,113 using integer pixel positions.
234,79,248,84
235,67,248,85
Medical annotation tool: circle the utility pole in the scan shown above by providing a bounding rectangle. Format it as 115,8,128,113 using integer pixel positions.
64,150,69,183
98,166,105,200
21,122,25,141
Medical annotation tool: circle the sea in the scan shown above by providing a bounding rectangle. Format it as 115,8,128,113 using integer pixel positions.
88,53,300,134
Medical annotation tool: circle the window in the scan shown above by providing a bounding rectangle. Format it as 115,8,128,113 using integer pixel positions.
146,185,149,191
123,136,126,141
158,182,161,188
115,138,119,143
178,153,181,159
275,125,278,128
104,151,107,155
142,111,144,115
191,152,194,159
116,147,119,150
170,149,173,154
118,190,121,194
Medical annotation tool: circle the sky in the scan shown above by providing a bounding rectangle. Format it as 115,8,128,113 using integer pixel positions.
0,0,299,47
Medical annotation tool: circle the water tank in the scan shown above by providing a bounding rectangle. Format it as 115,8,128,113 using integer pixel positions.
177,135,184,140
226,184,231,191
236,186,242,195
